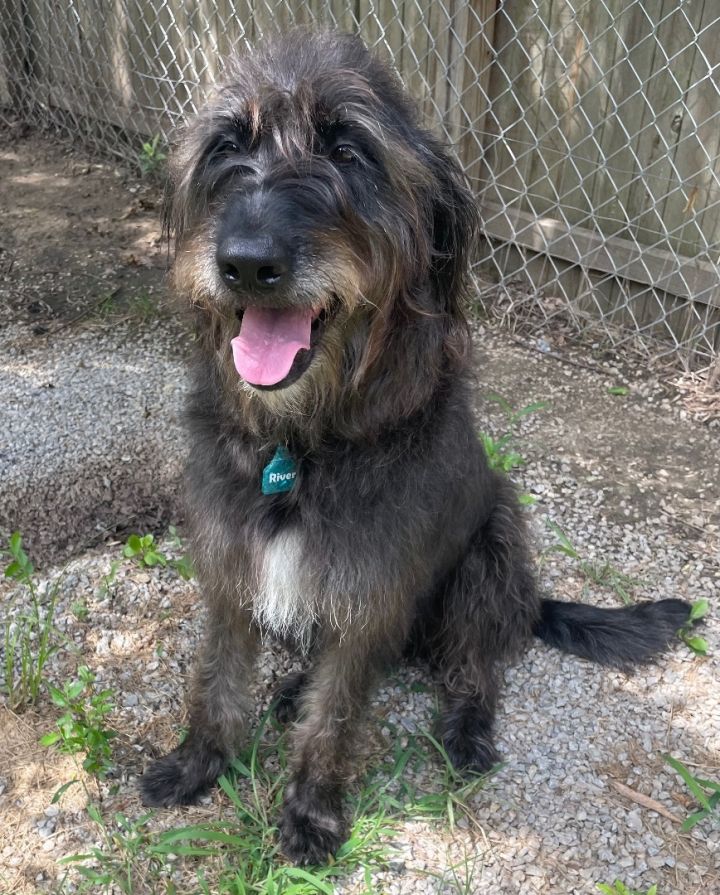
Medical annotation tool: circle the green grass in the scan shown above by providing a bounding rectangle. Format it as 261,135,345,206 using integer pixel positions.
664,754,720,832
96,289,163,325
480,394,548,505
1,532,61,709
597,882,656,895
59,696,496,894
544,519,644,606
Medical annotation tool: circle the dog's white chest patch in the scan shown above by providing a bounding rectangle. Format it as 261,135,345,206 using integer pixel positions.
253,530,315,642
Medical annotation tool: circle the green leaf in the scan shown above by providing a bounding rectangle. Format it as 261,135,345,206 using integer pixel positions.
66,680,85,700
608,386,629,396
9,531,22,555
518,493,537,506
282,868,335,893
514,400,549,419
51,779,80,803
664,755,711,810
695,777,720,794
39,731,62,747
689,599,709,622
486,393,512,414
680,808,709,832
143,551,167,567
4,560,22,579
156,827,244,847
684,635,708,655
545,520,579,558
86,803,104,825
48,684,67,706
126,534,142,551
218,774,246,810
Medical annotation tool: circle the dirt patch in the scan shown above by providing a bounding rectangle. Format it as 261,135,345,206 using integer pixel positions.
0,126,166,333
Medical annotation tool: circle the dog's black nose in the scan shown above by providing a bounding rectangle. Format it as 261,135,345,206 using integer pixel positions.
216,236,289,291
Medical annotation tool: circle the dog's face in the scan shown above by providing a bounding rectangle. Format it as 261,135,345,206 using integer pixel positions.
169,32,476,424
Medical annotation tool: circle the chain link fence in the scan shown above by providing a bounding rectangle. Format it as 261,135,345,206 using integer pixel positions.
2,1,719,371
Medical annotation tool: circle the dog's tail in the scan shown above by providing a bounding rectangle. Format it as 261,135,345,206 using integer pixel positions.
534,598,692,671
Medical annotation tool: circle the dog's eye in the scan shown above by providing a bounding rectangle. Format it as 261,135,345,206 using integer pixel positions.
330,145,358,165
215,139,240,155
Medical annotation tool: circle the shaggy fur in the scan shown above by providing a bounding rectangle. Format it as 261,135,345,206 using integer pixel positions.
140,31,692,864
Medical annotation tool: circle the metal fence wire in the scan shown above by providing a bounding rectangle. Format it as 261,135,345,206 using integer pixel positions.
2,1,719,370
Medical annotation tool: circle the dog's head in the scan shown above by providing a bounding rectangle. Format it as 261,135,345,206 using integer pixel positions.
169,31,478,435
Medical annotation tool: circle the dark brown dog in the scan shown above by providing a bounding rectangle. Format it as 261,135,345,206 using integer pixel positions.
141,31,691,864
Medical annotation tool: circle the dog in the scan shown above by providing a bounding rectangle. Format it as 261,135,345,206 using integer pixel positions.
140,30,692,864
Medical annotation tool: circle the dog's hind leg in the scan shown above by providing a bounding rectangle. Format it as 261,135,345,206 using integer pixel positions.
438,478,539,773
272,670,307,724
141,605,258,807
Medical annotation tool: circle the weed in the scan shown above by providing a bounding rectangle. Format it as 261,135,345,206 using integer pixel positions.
40,665,117,779
97,289,161,325
432,848,482,895
71,600,89,621
597,882,656,895
2,532,60,709
677,599,709,656
138,134,167,178
62,703,394,893
128,290,161,323
156,704,394,893
97,559,120,601
59,691,496,892
664,754,720,832
544,520,643,605
122,533,194,580
481,395,548,505
607,386,630,397
60,807,163,894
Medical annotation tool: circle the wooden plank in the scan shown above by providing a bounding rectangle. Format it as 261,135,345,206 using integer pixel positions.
478,1,555,214
0,0,29,107
625,0,706,251
664,3,720,259
455,0,496,182
528,1,617,228
585,2,660,243
479,200,720,308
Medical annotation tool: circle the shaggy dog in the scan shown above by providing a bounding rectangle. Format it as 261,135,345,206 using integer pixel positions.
141,31,692,864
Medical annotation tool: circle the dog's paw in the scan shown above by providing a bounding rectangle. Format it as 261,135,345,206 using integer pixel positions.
272,671,306,725
441,711,501,775
278,781,346,864
140,741,228,807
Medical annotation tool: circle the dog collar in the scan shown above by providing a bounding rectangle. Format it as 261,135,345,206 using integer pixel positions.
261,445,297,494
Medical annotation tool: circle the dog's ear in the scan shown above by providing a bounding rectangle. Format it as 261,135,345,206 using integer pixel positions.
426,140,479,310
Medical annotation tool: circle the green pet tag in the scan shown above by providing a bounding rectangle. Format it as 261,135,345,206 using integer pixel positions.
261,445,297,495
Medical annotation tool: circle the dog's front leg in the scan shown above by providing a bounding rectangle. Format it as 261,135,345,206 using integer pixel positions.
278,621,404,864
141,604,258,807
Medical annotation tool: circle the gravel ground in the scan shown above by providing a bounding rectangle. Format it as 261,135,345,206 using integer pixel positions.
1,321,718,895
0,320,188,563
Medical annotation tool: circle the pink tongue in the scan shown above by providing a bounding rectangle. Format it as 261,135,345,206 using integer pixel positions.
231,307,313,386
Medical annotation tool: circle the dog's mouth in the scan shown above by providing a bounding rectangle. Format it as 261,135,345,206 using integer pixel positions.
230,299,339,390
